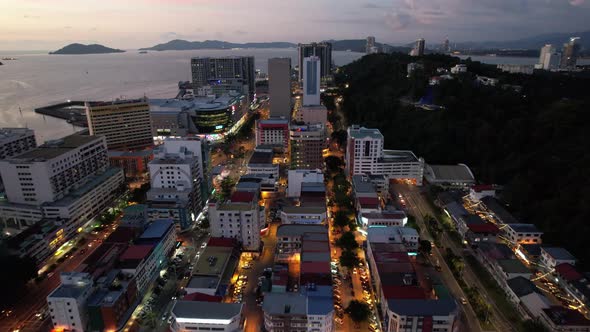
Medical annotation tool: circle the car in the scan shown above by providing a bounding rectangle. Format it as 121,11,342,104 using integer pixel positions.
201,243,207,249
335,317,344,325
264,267,273,272
460,297,468,305
161,314,168,321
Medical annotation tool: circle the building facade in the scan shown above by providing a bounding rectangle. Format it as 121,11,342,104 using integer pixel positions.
290,124,326,170
287,169,324,198
85,98,154,151
191,57,256,96
0,127,36,159
170,301,244,332
108,150,153,179
47,272,94,332
302,56,321,106
268,58,292,119
255,118,290,150
298,42,332,82
294,105,327,124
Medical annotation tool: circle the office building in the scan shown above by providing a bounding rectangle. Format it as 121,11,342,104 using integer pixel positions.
0,133,109,205
537,44,555,69
346,125,424,185
170,301,244,332
294,104,327,124
147,137,207,230
108,150,153,179
290,123,326,170
561,37,581,69
85,98,154,151
47,272,94,332
443,38,450,53
255,118,289,150
302,56,321,106
208,191,264,251
366,36,378,54
543,51,562,70
0,128,36,159
410,38,425,56
268,58,292,118
298,42,332,82
191,56,255,96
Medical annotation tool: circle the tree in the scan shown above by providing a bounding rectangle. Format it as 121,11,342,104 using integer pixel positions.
330,130,348,149
325,156,344,174
333,210,351,229
0,254,37,310
339,249,360,268
336,231,359,251
200,217,210,229
220,177,236,200
519,319,549,332
345,300,371,323
419,240,432,255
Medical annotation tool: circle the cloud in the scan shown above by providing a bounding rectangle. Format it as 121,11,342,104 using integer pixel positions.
384,11,414,30
363,2,389,8
64,26,72,29
234,30,248,35
569,0,585,5
23,15,41,19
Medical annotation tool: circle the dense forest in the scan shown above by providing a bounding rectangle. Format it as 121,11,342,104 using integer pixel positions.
335,53,590,267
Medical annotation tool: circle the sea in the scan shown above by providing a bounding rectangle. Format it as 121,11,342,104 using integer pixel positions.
1,49,589,142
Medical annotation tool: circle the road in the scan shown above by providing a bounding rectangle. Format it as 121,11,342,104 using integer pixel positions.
394,183,516,332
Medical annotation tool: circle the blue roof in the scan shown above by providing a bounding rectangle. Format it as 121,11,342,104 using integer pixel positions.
387,298,457,316
140,219,174,239
307,297,334,315
507,223,542,233
542,247,576,261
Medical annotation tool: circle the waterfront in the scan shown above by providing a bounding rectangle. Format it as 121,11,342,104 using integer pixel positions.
0,48,363,142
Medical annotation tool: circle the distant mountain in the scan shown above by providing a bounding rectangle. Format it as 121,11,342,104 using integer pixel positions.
140,39,296,51
50,43,125,55
454,31,590,50
326,39,410,54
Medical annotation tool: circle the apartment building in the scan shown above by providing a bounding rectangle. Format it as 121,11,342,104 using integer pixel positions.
47,272,94,332
256,118,290,150
290,123,326,170
85,98,153,151
0,127,36,159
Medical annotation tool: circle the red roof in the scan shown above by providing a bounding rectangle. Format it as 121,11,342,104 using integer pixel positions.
555,263,583,282
383,285,428,300
120,244,154,261
467,223,500,234
301,261,331,274
105,227,140,244
358,197,380,209
230,191,256,203
183,292,223,302
207,237,237,248
472,184,495,192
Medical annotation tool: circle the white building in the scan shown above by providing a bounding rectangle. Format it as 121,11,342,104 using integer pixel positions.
469,184,496,202
208,191,264,251
0,127,36,159
497,64,534,75
255,118,289,150
0,133,109,205
280,206,327,225
361,211,408,228
424,164,475,188
247,150,279,179
367,226,419,251
504,223,543,245
287,169,324,197
541,247,576,269
147,137,206,230
170,301,244,332
346,126,424,185
451,64,467,74
302,56,321,106
119,244,159,294
47,272,94,332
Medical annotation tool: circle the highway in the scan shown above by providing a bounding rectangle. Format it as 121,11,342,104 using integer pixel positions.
394,183,517,332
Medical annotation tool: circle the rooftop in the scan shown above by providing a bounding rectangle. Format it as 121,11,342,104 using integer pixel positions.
555,263,583,282
120,245,154,261
257,118,289,125
9,133,101,161
352,175,378,194
276,224,327,237
426,164,475,182
497,259,531,274
471,184,495,192
507,223,542,234
248,150,274,165
542,247,576,261
186,275,221,290
0,128,34,142
282,206,326,214
149,95,243,113
507,276,539,297
481,196,520,223
263,293,307,316
229,191,256,203
383,285,428,300
348,126,383,140
193,245,234,276
444,201,469,218
467,223,500,234
542,306,590,326
300,182,326,193
172,300,243,320
139,219,174,239
382,150,419,163
358,197,381,209
387,298,457,316
363,211,407,220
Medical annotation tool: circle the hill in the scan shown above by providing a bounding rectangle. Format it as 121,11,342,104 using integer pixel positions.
50,43,125,55
334,52,590,266
455,30,590,50
326,39,410,53
140,39,296,51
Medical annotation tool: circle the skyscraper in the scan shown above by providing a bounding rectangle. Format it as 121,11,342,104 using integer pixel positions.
268,58,292,119
191,56,256,96
410,38,425,56
85,98,154,151
560,37,581,69
443,38,450,53
298,42,332,82
538,44,555,68
366,36,377,54
302,56,321,106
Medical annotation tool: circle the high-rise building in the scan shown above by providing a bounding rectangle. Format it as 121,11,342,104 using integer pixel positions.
410,38,425,56
47,272,94,332
298,42,332,82
256,118,290,150
345,125,424,185
147,137,207,230
0,133,109,205
544,51,562,70
191,56,256,96
560,37,581,69
268,58,292,119
85,98,153,151
290,123,326,170
443,38,450,53
538,44,554,69
0,128,36,159
294,105,327,124
366,36,378,54
302,56,321,106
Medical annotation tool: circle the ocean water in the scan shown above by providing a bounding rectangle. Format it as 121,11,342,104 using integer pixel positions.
0,49,363,142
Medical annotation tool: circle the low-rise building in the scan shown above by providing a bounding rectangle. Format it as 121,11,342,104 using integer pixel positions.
275,224,328,262
263,293,308,332
280,206,327,225
497,64,534,74
424,164,475,188
450,64,467,74
504,223,543,245
186,238,239,297
469,184,496,202
361,210,408,228
540,247,576,269
287,169,324,198
170,301,244,332
540,306,590,332
247,150,279,178
367,226,419,252
47,272,94,332
118,244,159,295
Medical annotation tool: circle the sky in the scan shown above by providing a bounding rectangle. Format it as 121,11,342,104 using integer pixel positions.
1,0,589,50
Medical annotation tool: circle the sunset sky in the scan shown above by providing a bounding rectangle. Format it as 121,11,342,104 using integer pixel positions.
1,0,589,50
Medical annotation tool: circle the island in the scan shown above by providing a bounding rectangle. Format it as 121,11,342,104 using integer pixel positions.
140,39,296,51
50,43,125,55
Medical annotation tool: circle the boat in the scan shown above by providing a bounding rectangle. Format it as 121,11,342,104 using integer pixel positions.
1,57,18,60
139,50,148,54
